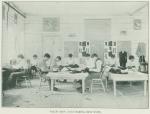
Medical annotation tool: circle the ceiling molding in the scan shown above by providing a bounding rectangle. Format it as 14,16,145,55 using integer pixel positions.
129,2,148,16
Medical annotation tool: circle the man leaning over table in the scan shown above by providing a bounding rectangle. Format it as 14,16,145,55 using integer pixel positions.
8,54,28,88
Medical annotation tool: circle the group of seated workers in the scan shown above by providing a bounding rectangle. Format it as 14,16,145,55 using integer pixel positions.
2,52,141,91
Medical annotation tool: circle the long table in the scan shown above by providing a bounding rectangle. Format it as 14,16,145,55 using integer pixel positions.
46,72,88,93
110,72,148,96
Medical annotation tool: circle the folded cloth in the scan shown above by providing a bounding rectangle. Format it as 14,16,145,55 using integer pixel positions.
70,70,82,73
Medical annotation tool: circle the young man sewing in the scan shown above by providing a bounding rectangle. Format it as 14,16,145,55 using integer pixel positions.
84,53,103,91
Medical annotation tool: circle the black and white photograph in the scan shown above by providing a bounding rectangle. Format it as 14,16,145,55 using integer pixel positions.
1,0,149,111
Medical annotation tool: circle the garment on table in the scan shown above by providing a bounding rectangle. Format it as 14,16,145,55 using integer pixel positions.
119,51,127,68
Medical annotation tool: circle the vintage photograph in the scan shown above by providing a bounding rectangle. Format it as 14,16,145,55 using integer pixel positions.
1,1,149,108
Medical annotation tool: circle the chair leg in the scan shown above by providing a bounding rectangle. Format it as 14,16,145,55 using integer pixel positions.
16,79,21,87
39,78,42,89
27,77,32,87
25,78,28,88
90,83,93,93
106,77,108,90
100,80,105,92
16,79,18,87
29,80,32,87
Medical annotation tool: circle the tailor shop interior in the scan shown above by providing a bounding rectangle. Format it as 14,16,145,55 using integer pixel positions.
1,1,149,108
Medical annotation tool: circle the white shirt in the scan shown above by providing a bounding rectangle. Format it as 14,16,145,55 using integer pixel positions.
31,59,39,66
106,58,117,66
127,60,137,68
66,58,75,65
39,60,50,71
53,60,62,67
90,59,102,72
56,61,62,66
85,58,94,68
15,59,28,69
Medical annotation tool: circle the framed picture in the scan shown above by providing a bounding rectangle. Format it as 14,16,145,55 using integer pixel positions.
134,19,141,30
43,17,60,32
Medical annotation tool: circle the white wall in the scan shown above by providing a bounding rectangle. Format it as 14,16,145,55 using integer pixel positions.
2,3,25,65
24,15,85,60
23,5,148,62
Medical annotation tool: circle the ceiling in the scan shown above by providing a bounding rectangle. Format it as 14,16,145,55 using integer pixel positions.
11,1,148,16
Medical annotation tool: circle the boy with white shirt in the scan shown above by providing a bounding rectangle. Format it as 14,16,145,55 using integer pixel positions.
66,53,75,65
126,55,138,70
31,54,39,66
85,54,94,69
31,54,39,76
84,53,103,91
39,53,51,72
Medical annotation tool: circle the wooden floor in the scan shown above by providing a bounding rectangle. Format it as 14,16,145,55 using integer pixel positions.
2,78,148,108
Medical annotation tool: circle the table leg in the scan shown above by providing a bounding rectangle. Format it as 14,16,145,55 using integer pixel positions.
82,79,85,94
144,80,147,96
106,77,108,89
51,79,54,92
113,80,116,96
48,79,51,90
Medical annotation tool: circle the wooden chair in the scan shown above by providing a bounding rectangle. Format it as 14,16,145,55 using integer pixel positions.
90,66,106,93
16,69,32,88
37,68,49,89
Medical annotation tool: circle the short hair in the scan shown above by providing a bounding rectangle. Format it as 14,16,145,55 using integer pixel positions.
33,54,38,58
44,53,50,58
18,54,24,59
91,53,98,58
56,56,61,60
68,53,73,58
129,55,134,60
85,53,90,57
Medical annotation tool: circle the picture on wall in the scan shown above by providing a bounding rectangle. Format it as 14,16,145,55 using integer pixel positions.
134,19,142,30
104,41,117,61
43,17,60,32
79,41,90,57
